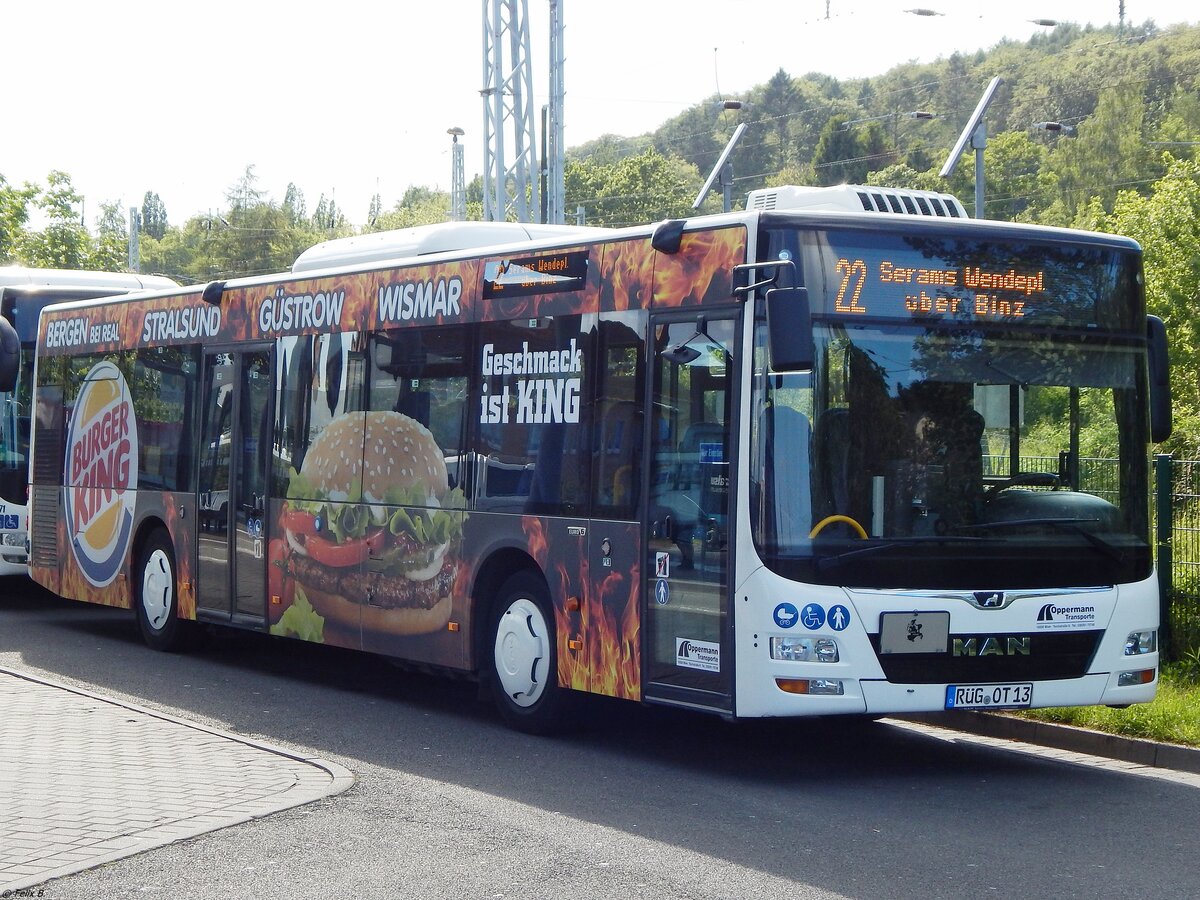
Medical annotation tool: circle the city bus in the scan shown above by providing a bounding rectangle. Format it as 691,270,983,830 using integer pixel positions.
19,187,1171,732
0,267,176,575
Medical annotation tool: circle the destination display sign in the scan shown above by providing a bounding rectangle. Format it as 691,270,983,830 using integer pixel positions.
808,231,1138,330
482,250,589,299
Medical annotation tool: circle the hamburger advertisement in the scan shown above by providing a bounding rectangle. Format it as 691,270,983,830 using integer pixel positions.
270,410,467,645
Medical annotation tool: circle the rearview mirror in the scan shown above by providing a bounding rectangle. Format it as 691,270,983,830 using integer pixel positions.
0,317,18,393
1147,315,1172,443
766,286,813,372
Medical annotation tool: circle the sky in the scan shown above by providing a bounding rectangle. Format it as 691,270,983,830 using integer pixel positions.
4,0,1195,228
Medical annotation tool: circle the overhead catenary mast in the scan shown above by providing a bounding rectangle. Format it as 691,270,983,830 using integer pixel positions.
481,0,539,222
546,0,565,224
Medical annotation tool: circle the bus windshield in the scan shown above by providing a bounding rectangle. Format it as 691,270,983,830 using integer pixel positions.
751,228,1151,590
0,351,33,506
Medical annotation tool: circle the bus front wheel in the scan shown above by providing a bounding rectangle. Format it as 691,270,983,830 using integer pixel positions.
488,572,573,734
135,529,186,652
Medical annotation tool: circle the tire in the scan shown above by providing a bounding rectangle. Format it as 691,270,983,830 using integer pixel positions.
488,572,573,734
135,529,186,652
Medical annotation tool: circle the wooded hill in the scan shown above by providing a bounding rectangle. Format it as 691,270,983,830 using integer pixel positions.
574,18,1199,225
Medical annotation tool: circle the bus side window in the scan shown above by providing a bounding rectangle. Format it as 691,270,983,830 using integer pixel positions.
368,325,468,494
132,347,197,492
274,333,366,499
592,311,645,520
474,316,592,516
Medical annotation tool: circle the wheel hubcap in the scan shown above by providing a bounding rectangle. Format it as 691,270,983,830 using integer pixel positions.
494,597,549,707
142,549,173,631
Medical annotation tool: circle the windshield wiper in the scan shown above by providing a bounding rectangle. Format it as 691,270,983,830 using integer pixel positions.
957,517,1126,564
816,535,988,571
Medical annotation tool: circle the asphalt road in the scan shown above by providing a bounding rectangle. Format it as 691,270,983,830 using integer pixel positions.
2,575,1198,900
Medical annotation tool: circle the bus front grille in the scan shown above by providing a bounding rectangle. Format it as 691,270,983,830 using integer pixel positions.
869,630,1103,683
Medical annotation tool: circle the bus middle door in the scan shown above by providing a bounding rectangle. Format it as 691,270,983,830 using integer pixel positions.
197,347,274,626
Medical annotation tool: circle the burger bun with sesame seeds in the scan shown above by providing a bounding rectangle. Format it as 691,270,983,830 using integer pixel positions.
279,410,466,638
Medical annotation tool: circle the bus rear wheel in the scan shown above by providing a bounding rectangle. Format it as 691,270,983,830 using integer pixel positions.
135,529,186,652
488,572,573,734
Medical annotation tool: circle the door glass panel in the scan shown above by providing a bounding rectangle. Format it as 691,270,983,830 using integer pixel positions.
197,353,234,614
234,350,272,616
197,349,273,619
646,318,735,698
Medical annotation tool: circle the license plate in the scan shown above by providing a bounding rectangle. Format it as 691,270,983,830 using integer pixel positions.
945,683,1033,709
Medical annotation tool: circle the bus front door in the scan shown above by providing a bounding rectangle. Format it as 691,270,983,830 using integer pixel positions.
196,347,274,626
644,316,736,712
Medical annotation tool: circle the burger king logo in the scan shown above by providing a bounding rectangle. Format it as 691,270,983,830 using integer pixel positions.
65,361,139,586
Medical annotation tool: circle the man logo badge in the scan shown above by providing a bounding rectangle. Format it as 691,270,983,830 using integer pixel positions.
974,591,1005,609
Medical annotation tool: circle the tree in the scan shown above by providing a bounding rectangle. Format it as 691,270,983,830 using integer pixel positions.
283,183,306,226
92,200,129,271
980,130,1048,221
566,147,704,227
742,69,801,183
15,171,92,269
374,187,449,231
310,193,347,232
0,175,36,264
811,115,890,186
227,164,266,214
1106,155,1200,456
141,191,168,240
1043,83,1152,223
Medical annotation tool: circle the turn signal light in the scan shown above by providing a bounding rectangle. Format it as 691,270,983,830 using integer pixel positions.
1117,668,1156,687
775,677,844,696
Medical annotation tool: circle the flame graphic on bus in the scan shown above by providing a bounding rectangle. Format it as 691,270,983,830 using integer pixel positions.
522,516,641,700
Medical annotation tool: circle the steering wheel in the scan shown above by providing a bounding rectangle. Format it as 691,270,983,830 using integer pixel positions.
809,515,868,540
985,472,1061,499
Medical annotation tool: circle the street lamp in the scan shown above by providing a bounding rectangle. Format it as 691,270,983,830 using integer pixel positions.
1034,121,1077,135
693,101,746,213
939,76,1003,218
447,127,466,222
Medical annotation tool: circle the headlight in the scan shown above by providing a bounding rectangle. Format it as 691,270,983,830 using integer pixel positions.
1123,630,1157,656
770,636,839,662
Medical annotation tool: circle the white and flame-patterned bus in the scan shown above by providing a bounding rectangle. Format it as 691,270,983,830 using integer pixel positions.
0,268,175,575
18,187,1171,731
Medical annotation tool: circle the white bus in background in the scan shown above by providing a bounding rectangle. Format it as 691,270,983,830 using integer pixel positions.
0,267,176,575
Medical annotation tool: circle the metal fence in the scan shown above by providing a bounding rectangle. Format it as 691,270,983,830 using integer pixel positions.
1166,457,1200,656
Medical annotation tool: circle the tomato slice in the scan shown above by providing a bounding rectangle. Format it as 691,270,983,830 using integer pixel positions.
279,504,319,536
304,528,386,568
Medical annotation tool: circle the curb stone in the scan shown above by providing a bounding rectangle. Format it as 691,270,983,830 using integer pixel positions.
902,710,1200,774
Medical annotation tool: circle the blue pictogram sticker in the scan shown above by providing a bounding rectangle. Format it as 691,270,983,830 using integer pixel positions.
828,604,851,631
773,603,799,629
655,579,670,606
801,603,826,630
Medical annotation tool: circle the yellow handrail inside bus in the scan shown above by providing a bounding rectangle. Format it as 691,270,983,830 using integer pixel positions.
809,515,868,540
